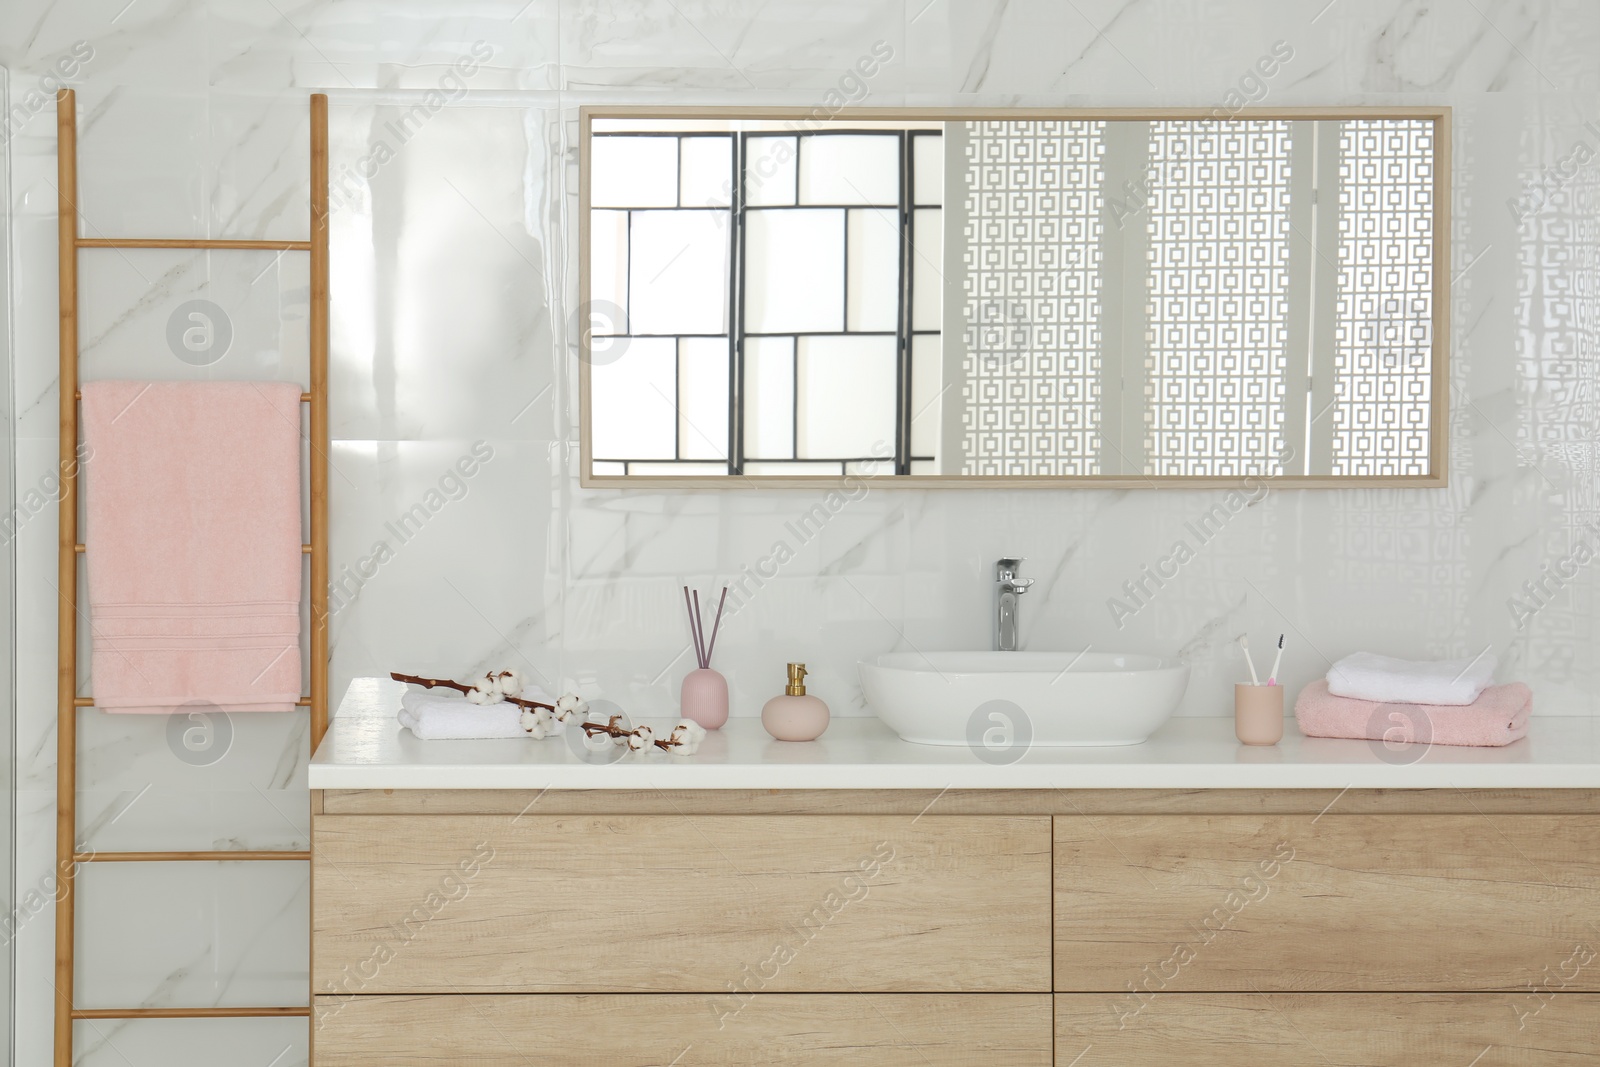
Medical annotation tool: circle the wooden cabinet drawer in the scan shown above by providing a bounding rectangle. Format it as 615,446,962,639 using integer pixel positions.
1054,815,1600,991
314,994,1052,1066
314,814,1051,993
1055,994,1600,1064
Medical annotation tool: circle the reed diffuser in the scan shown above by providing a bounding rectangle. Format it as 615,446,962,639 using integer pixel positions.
680,585,729,729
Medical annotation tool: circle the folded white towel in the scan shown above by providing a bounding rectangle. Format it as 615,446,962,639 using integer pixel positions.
397,687,554,740
1325,651,1497,707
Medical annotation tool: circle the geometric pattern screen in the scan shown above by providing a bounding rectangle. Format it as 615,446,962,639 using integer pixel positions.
1144,120,1293,477
1331,118,1434,475
960,120,1107,475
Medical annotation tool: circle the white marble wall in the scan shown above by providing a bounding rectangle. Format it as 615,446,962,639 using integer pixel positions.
4,1,1599,1063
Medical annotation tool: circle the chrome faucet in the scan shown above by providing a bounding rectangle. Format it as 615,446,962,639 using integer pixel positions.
994,557,1034,651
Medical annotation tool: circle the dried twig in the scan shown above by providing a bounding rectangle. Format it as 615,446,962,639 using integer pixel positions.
390,671,554,711
391,671,706,754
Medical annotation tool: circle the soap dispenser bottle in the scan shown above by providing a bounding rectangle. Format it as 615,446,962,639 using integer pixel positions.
761,663,830,741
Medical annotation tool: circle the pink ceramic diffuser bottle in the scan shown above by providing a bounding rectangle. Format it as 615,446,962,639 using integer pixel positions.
681,666,729,729
761,663,830,741
680,585,729,729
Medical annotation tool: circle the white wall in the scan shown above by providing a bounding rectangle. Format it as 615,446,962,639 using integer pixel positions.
3,1,1598,1063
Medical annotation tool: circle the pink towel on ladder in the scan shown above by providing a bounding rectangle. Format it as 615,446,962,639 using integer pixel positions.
82,381,304,713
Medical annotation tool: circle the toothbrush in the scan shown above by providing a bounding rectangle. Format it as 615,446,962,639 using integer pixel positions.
1240,635,1261,686
1267,633,1285,686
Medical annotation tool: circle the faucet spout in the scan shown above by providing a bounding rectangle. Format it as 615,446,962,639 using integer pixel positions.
994,557,1034,651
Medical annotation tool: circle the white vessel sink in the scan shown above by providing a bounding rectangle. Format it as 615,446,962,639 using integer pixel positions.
859,651,1190,748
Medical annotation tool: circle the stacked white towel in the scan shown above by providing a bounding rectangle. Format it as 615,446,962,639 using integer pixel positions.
1325,651,1497,706
397,686,555,740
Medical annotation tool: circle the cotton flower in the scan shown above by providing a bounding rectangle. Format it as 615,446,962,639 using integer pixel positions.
670,719,706,755
553,694,586,723
626,731,650,752
520,708,549,739
494,669,526,699
627,725,655,752
466,672,502,704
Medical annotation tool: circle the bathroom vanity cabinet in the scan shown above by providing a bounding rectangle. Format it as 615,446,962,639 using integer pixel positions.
309,787,1600,1066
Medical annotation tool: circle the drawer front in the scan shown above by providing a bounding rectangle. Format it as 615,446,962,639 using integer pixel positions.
1054,814,1600,991
1055,993,1600,1065
314,994,1052,1066
315,814,1051,993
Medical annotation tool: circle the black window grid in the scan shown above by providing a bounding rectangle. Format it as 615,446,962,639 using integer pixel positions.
591,127,943,476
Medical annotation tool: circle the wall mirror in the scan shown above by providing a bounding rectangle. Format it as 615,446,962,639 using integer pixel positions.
578,107,1449,487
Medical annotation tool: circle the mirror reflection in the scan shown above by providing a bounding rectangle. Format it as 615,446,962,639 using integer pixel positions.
581,110,1446,484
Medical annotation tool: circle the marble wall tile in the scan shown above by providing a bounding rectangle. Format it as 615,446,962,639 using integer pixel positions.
559,0,907,95
72,88,314,240
206,0,560,92
327,100,561,444
73,861,309,1007
75,1018,307,1067
326,438,562,705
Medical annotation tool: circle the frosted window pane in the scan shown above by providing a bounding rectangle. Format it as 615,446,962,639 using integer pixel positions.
592,461,626,476
910,334,942,458
680,135,733,208
745,462,842,475
745,209,844,333
799,134,899,205
628,210,729,335
679,338,730,460
589,209,629,333
796,336,896,458
628,462,730,476
744,336,795,459
846,207,900,332
913,133,944,205
910,207,943,332
591,338,676,459
746,136,797,206
591,136,678,207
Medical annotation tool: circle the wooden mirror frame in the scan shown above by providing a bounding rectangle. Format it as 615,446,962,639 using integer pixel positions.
578,105,1451,490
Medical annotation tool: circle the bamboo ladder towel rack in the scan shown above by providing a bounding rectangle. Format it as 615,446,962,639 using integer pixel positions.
53,88,331,1066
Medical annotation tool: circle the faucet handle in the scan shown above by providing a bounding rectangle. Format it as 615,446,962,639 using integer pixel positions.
996,557,1025,581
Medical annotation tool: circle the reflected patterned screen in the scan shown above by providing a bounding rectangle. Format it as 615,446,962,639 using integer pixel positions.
959,120,1106,476
584,112,1443,482
1332,119,1435,476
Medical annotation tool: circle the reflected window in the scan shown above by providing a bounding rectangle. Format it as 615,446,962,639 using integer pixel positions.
588,121,943,477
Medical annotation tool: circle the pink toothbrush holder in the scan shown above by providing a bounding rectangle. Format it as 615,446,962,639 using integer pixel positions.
681,668,729,730
1235,684,1284,746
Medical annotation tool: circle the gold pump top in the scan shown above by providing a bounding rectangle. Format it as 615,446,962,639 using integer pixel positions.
785,663,807,696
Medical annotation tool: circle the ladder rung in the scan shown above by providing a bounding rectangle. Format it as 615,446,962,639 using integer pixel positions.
75,543,313,553
75,390,313,402
75,850,310,862
76,238,313,251
74,696,313,707
71,1006,310,1020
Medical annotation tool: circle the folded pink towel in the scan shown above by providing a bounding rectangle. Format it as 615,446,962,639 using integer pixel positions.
82,381,303,713
1294,679,1532,748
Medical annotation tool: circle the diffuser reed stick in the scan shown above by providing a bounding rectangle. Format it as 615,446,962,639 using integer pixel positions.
683,585,729,669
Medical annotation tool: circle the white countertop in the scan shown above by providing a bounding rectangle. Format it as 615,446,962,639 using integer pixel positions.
309,677,1600,791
